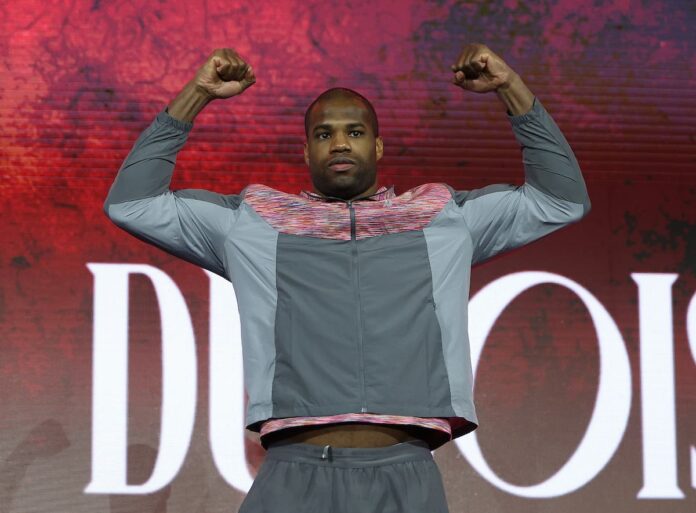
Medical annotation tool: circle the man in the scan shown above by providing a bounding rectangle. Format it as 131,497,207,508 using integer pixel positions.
105,44,590,512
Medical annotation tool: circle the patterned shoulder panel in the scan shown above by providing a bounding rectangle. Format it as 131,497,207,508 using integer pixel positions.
242,183,454,240
354,182,453,239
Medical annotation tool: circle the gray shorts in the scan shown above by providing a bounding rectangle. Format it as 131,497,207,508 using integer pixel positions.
238,440,450,513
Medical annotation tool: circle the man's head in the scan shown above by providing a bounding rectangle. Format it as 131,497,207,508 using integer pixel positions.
304,88,383,200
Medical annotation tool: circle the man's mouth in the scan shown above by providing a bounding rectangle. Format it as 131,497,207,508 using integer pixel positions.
328,158,356,172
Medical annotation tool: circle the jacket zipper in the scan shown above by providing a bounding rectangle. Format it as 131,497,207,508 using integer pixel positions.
348,200,368,413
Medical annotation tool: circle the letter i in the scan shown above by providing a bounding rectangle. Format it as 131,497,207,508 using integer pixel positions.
632,273,684,499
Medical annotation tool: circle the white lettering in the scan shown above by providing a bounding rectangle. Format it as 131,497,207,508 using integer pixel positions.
85,264,693,499
206,271,254,492
633,273,684,499
686,290,696,490
458,271,631,498
85,264,197,494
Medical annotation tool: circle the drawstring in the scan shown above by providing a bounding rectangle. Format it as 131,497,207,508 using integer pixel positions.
321,444,332,461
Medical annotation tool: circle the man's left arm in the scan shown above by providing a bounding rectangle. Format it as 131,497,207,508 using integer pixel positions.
451,43,591,264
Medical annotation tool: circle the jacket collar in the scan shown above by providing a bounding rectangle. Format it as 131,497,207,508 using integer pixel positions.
300,185,396,203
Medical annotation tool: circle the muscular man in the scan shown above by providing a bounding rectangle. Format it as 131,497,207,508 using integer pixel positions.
105,44,590,512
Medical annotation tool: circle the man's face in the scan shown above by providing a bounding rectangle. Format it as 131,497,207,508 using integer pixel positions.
304,97,383,200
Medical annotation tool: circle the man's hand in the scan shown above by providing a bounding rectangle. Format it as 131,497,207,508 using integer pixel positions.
167,48,256,122
451,43,534,115
451,43,515,93
194,48,256,100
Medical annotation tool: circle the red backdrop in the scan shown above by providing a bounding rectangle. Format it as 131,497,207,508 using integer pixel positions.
1,1,695,512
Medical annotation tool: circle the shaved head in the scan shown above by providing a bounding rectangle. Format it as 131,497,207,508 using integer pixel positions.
304,88,379,137
303,87,383,200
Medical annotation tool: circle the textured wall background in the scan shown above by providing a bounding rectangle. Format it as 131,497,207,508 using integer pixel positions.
1,0,695,512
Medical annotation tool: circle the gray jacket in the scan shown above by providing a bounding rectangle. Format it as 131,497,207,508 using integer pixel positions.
104,98,591,444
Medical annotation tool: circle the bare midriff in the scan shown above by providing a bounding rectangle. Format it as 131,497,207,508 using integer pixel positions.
263,423,436,448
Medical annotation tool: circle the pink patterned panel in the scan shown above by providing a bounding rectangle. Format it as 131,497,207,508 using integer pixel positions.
242,183,453,240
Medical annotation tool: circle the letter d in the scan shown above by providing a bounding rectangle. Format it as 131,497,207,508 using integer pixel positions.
85,264,196,494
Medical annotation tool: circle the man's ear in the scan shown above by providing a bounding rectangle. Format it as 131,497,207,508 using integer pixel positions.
303,142,310,166
376,136,384,161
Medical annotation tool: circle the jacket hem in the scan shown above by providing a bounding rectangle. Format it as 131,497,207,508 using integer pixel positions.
245,403,477,432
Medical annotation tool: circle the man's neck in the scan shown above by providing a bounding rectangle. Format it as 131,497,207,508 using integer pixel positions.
312,184,381,202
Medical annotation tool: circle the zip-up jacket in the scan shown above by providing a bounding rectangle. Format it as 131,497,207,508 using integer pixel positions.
104,98,591,444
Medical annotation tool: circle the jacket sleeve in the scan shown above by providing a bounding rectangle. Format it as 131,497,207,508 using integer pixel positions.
452,98,591,265
104,109,242,277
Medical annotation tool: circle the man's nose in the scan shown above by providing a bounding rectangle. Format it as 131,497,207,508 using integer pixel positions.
330,133,351,152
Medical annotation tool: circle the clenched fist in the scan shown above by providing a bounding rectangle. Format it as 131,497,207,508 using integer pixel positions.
451,43,516,93
193,48,256,100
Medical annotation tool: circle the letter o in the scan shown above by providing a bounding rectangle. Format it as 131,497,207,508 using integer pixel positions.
456,272,631,497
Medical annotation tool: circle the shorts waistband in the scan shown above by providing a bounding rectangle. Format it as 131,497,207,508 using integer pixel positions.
264,440,433,468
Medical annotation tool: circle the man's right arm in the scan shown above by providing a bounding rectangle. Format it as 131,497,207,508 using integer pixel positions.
104,49,256,277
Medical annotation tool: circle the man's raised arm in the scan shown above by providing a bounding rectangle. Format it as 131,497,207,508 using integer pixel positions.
104,49,255,276
167,48,256,122
450,43,591,264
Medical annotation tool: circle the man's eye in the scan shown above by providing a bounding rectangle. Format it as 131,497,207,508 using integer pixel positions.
316,133,330,140
349,131,363,137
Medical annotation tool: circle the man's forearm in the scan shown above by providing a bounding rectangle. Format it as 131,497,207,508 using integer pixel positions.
496,73,535,116
167,81,213,122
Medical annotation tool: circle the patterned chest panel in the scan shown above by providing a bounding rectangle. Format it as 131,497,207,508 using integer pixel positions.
242,183,453,240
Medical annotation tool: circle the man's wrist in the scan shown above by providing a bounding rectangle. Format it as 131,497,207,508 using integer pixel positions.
167,81,214,123
495,73,534,116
